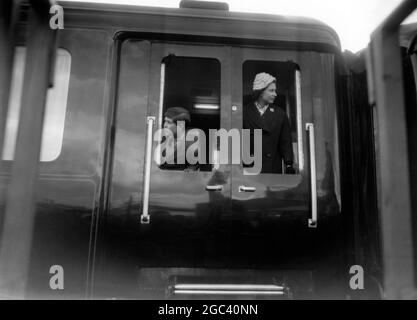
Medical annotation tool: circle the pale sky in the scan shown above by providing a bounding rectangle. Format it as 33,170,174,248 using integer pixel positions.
65,0,417,52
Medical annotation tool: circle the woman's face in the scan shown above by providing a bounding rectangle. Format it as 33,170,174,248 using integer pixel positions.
259,82,277,104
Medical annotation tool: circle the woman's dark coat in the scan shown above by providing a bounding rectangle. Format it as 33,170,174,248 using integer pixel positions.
243,103,293,174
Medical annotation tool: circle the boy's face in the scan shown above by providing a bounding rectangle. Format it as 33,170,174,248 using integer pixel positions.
163,117,177,136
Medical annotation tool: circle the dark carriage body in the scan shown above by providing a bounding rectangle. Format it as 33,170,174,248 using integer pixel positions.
2,0,415,299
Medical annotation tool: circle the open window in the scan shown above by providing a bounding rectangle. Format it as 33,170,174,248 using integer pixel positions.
242,60,302,174
158,56,221,172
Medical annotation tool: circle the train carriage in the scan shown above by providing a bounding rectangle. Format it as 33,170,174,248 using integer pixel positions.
0,0,416,299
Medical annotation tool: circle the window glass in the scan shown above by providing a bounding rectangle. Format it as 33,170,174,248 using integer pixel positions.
2,47,71,162
242,60,300,174
157,56,220,172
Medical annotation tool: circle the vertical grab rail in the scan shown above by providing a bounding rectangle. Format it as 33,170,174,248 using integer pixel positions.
306,123,317,228
140,116,156,224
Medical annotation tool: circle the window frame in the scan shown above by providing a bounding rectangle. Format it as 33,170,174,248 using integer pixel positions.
240,58,304,175
1,46,71,163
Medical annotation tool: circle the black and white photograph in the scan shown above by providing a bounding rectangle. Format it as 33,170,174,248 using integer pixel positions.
0,0,417,305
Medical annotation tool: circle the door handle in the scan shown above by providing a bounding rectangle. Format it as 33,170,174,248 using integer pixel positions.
140,116,156,224
239,185,256,192
306,123,317,228
206,185,223,191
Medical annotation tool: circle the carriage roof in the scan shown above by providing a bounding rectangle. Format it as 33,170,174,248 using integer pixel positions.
58,1,341,52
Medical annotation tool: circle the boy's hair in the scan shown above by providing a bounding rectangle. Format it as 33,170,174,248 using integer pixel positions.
164,107,191,125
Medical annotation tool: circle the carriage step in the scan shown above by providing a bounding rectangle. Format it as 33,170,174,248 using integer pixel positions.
170,283,290,297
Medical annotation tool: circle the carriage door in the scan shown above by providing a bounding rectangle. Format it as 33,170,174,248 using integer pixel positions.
140,42,232,266
230,47,342,274
94,40,232,298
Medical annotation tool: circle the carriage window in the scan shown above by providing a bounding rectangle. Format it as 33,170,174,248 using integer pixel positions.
157,56,220,172
242,60,302,174
2,47,71,162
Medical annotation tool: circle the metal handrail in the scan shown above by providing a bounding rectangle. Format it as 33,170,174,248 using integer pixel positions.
140,116,156,224
306,123,317,228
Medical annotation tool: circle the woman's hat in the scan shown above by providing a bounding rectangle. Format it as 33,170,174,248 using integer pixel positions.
253,72,276,91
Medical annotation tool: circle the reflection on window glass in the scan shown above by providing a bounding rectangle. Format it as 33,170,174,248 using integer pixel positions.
2,47,71,162
242,60,300,174
157,56,220,172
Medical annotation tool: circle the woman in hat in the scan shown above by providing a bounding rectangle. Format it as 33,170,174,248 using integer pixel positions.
243,72,295,174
